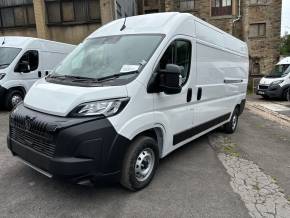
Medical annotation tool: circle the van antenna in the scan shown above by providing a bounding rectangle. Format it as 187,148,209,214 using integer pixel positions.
1,37,5,45
120,16,127,31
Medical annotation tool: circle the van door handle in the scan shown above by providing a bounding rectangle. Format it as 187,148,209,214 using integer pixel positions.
187,88,192,102
38,71,42,78
197,87,202,101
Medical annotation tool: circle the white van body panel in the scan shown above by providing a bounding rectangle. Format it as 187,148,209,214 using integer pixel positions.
24,78,128,116
23,13,249,158
0,36,75,94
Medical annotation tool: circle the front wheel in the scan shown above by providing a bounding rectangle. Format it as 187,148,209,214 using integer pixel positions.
120,136,159,191
223,108,239,134
5,89,24,110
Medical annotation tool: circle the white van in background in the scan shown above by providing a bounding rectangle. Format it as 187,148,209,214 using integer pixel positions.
0,37,75,110
256,57,290,100
8,13,249,191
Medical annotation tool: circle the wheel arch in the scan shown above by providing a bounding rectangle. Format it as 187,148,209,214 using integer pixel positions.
131,127,164,158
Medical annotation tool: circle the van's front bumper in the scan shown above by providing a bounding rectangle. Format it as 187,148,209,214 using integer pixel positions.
256,84,283,98
7,104,129,182
0,85,7,106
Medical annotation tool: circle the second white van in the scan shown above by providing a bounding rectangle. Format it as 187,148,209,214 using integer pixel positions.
256,57,290,100
0,37,75,110
7,13,249,191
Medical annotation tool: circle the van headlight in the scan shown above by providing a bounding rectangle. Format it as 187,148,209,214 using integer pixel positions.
0,73,6,80
270,80,284,86
69,98,130,117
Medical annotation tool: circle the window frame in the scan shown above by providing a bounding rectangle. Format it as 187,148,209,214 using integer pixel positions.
157,39,192,87
0,3,36,29
211,0,232,17
177,0,196,12
14,50,39,73
249,23,266,38
45,0,101,26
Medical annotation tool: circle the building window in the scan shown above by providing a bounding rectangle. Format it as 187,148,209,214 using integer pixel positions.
250,0,268,5
211,0,232,16
249,23,266,37
45,0,101,25
177,0,195,11
0,4,35,28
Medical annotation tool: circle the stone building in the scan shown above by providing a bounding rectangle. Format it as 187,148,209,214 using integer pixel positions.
0,0,137,44
138,0,282,76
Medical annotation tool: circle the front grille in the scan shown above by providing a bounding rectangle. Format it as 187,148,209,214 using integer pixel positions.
10,114,57,158
258,85,269,90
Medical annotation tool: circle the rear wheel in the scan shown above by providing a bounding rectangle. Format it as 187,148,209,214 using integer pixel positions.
5,89,24,110
223,108,239,134
120,136,159,191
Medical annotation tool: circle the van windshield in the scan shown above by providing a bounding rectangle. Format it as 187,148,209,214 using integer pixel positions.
50,34,164,83
266,64,290,78
0,47,21,69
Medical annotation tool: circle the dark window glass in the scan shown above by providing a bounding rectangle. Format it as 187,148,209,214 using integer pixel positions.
89,0,100,20
27,5,35,25
159,40,192,84
62,1,74,22
14,6,27,26
17,50,39,72
1,8,15,27
46,1,61,23
178,0,195,11
74,0,87,22
211,0,232,16
0,4,35,28
45,0,100,25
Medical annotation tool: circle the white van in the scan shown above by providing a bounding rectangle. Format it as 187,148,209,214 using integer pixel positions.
0,36,75,110
7,13,249,191
256,57,290,100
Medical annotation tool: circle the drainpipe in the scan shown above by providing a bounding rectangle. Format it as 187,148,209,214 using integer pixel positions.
232,0,241,35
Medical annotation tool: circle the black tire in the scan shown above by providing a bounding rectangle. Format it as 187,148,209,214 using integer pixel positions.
283,88,290,101
287,89,290,102
223,108,239,134
4,89,24,110
262,95,269,99
120,136,159,191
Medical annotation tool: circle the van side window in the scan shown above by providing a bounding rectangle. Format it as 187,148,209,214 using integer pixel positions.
159,40,191,85
15,50,39,72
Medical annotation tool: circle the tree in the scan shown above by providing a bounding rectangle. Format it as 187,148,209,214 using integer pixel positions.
280,34,290,56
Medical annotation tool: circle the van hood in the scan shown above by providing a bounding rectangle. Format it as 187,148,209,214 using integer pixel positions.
259,77,284,85
24,79,128,117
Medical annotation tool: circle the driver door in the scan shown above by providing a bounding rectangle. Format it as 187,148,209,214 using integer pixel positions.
153,36,194,147
14,50,40,88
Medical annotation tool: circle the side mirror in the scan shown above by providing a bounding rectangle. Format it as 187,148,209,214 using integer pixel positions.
16,61,30,73
159,64,182,95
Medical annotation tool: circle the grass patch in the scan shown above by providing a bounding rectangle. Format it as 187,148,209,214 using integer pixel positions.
223,144,240,157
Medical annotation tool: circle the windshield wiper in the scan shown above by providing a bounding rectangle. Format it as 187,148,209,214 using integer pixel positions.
97,71,139,82
0,63,10,67
47,74,98,81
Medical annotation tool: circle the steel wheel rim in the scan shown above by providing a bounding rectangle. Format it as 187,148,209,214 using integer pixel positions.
232,114,238,130
135,148,155,182
11,95,22,107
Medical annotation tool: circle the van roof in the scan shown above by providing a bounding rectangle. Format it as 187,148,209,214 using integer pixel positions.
278,57,290,65
0,36,75,52
88,12,247,56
